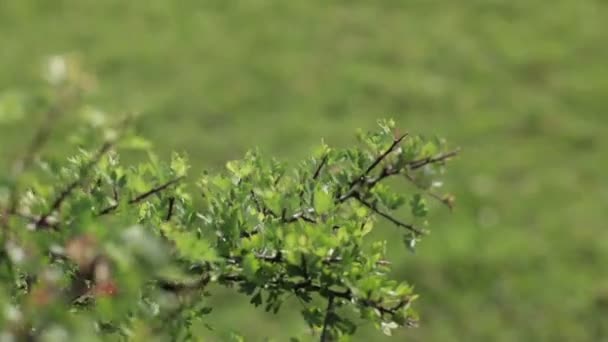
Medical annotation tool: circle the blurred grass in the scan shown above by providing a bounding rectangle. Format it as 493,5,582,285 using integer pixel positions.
1,0,607,340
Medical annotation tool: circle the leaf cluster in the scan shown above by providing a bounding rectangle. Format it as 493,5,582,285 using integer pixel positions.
0,57,458,341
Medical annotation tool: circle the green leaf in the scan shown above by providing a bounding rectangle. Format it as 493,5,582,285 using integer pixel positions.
242,254,260,278
250,291,263,307
409,194,428,217
314,186,333,214
161,224,218,262
170,152,189,176
381,321,399,336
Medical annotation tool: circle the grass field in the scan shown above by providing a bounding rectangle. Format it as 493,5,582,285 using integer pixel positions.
1,1,607,340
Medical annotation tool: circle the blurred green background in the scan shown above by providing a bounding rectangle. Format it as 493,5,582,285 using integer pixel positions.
1,0,607,340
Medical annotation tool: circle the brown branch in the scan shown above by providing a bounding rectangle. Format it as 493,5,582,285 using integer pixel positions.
320,295,335,342
130,176,184,204
408,149,460,170
165,197,176,221
3,100,71,228
313,154,329,180
36,142,112,229
217,274,408,321
353,194,424,235
338,134,408,203
365,165,400,190
97,205,118,217
241,207,317,238
298,154,329,207
98,176,184,216
404,173,454,210
157,274,210,293
338,148,459,204
350,133,408,188
283,208,317,224
250,190,278,217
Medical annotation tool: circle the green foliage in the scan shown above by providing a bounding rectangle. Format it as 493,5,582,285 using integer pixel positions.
1,2,605,340
0,63,457,340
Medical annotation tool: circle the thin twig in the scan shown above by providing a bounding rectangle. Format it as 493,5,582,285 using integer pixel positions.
349,133,408,188
130,176,184,204
404,173,454,210
98,176,184,216
165,196,176,221
354,194,424,235
217,274,407,320
3,99,69,228
407,149,460,170
320,295,335,342
250,190,278,217
283,208,317,224
157,274,211,293
298,154,329,206
313,154,329,180
338,134,408,203
36,142,112,229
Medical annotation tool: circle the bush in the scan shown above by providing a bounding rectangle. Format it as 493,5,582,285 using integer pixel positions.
0,58,458,341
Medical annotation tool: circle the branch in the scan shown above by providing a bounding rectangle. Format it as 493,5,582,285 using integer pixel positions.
404,173,455,210
353,194,424,235
250,190,278,217
165,196,176,221
338,148,459,204
283,208,317,224
3,100,71,228
313,154,329,180
130,176,184,204
298,153,328,207
407,149,460,170
157,274,210,293
98,176,184,216
320,295,335,342
36,142,112,229
349,133,408,188
241,201,316,238
338,134,408,203
217,274,409,320
364,165,400,190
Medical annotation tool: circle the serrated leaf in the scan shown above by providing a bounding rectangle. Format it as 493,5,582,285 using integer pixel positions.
243,254,260,278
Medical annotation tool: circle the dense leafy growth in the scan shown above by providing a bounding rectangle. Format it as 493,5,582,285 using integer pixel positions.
0,59,458,341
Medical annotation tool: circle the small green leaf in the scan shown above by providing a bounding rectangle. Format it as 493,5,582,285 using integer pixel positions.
243,254,260,278
409,194,428,217
250,292,263,307
171,152,189,176
314,186,333,214
381,321,399,336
